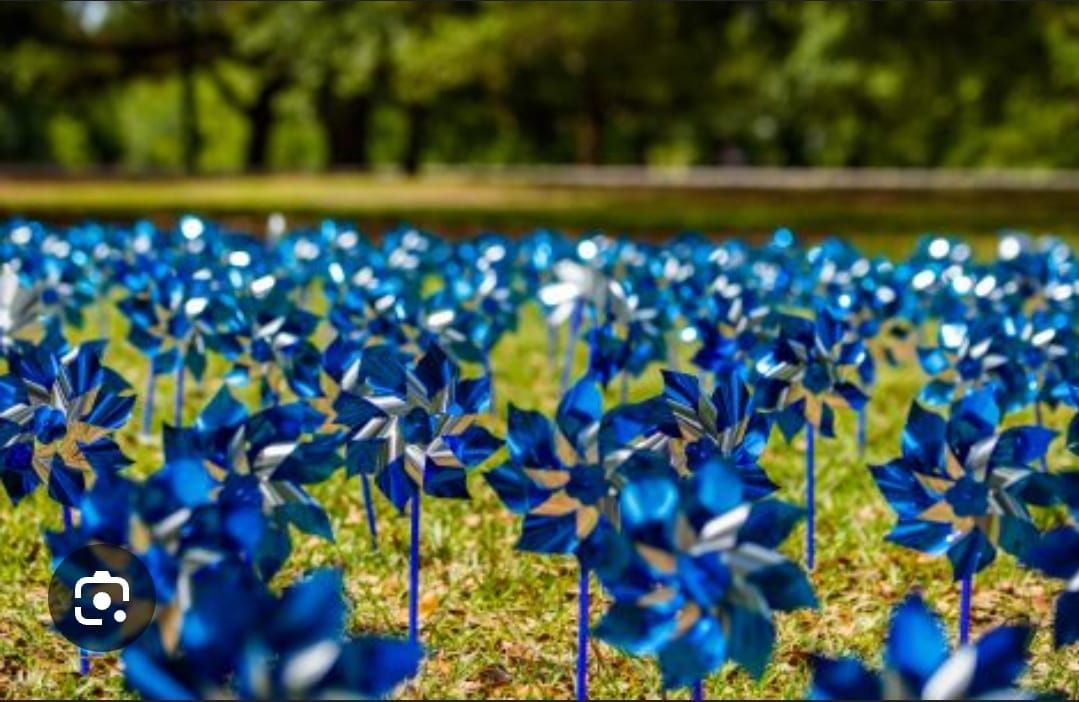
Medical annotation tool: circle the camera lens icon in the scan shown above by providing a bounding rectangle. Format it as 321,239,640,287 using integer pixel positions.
49,544,156,652
74,570,131,627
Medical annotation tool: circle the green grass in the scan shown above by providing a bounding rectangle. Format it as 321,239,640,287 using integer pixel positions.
5,173,1079,237
0,287,1076,699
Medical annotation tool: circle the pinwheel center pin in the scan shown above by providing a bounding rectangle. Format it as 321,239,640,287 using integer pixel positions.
944,475,990,517
400,406,436,445
33,406,68,443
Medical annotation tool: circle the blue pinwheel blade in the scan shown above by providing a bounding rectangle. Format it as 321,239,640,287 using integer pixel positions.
445,425,502,468
739,499,805,550
657,617,727,690
725,604,776,680
1055,591,1079,648
483,465,550,515
967,625,1031,697
556,375,602,456
947,528,997,580
810,656,883,701
517,512,579,554
505,405,561,468
595,601,677,657
885,593,949,692
325,637,423,698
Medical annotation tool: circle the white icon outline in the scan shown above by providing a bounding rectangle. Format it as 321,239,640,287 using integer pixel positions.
73,570,130,627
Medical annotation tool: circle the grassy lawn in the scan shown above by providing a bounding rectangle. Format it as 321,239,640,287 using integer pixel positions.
4,173,1079,238
0,289,1075,699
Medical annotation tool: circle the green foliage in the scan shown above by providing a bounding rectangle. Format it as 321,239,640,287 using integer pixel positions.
3,3,1079,172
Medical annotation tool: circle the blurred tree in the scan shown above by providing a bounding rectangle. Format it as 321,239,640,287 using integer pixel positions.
2,1,1079,173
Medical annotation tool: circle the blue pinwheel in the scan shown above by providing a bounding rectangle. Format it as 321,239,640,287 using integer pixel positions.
593,459,816,691
484,391,610,559
754,305,872,443
123,563,423,699
870,387,1055,641
689,279,771,388
334,343,500,644
164,387,344,576
903,234,973,344
483,387,608,701
753,304,871,568
0,339,134,675
539,252,614,393
1021,526,1078,648
118,263,185,437
0,341,133,506
656,369,777,500
585,269,672,402
808,239,903,453
915,313,1035,414
230,275,324,407
321,339,420,550
43,448,413,696
0,263,62,356
485,373,676,700
323,250,418,351
810,591,1034,699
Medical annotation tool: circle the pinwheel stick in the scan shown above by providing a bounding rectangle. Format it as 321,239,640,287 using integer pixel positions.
1033,402,1048,471
409,490,421,644
666,330,680,371
577,564,589,701
361,473,379,550
857,405,867,458
806,422,816,570
62,507,90,676
97,298,110,338
486,359,497,416
140,367,156,439
959,573,972,644
547,322,558,366
691,680,704,701
174,363,185,427
560,301,584,394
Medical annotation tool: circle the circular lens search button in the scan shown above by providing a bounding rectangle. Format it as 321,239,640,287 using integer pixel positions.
48,543,156,652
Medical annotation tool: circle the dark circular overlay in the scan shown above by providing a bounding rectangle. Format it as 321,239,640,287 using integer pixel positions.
48,544,156,652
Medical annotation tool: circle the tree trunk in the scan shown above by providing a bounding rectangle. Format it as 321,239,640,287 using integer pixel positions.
177,0,201,174
323,93,374,169
576,80,605,165
403,104,428,176
245,77,286,171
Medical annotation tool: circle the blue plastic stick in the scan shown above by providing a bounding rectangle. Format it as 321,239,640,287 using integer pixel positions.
1034,402,1048,472
692,680,704,701
62,507,90,675
486,358,497,417
560,301,584,394
140,367,155,438
577,565,589,701
174,363,185,427
959,573,973,644
667,330,680,371
806,422,816,570
361,472,378,550
857,405,867,457
409,490,421,644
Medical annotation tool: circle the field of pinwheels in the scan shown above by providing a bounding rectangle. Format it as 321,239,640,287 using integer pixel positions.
0,219,1076,700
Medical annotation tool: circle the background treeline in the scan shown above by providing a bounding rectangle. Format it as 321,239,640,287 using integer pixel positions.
3,2,1079,174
